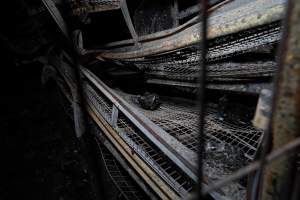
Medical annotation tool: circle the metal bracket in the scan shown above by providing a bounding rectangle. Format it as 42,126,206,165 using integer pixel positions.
120,0,141,48
111,105,119,128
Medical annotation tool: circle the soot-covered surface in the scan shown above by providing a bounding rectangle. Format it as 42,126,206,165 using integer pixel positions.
0,63,98,200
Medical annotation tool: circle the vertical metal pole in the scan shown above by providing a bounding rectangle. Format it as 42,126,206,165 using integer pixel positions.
172,0,179,27
111,105,119,128
42,0,70,40
198,0,208,198
120,0,140,48
260,0,300,199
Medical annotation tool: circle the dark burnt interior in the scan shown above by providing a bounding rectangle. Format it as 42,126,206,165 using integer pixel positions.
1,0,297,200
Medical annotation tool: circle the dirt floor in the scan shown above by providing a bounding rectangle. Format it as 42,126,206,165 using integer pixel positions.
0,63,100,200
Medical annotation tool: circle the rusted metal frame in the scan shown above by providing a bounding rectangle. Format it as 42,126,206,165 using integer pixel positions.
251,86,274,200
54,67,160,200
206,82,272,94
250,0,290,197
97,0,286,59
201,0,300,197
102,16,199,48
86,103,180,200
197,0,208,198
81,67,198,181
101,0,231,49
146,79,271,94
120,0,140,48
260,0,300,199
146,79,198,88
83,76,227,200
56,62,227,200
54,61,178,199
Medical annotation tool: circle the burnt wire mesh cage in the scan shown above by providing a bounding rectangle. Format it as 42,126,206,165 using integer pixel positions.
47,0,300,199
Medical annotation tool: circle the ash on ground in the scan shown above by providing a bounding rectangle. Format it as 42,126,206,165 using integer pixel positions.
203,140,247,200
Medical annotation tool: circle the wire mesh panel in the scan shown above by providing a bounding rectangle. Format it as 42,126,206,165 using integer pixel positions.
115,90,256,199
116,112,195,195
84,83,113,122
83,81,195,197
117,91,263,160
120,22,280,83
99,143,148,200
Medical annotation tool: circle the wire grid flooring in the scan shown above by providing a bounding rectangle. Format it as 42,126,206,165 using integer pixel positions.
99,142,147,200
84,82,195,196
121,23,280,82
117,91,263,160
114,90,249,199
83,80,249,199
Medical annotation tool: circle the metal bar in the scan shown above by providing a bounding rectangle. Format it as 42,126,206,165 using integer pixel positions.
55,60,228,200
97,0,286,59
100,0,230,49
178,5,200,19
197,0,208,198
111,105,119,127
101,16,199,48
56,77,159,200
86,103,180,200
120,0,140,47
146,79,198,88
172,0,179,26
41,0,69,39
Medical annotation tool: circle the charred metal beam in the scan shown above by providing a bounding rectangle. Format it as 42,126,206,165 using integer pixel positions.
260,0,300,199
42,0,70,39
178,5,199,19
120,0,140,47
97,0,286,59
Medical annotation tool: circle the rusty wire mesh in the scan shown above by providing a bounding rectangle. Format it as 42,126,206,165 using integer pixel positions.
99,143,147,200
84,82,195,197
117,91,263,160
120,22,280,83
